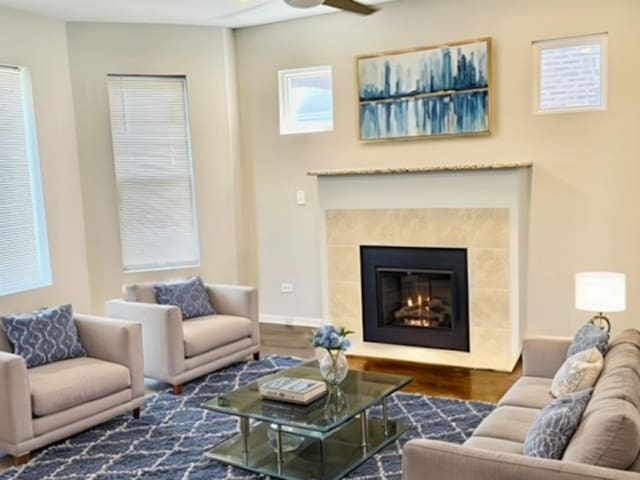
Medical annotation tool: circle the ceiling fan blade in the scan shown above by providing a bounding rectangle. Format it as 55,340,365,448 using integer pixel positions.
323,0,378,15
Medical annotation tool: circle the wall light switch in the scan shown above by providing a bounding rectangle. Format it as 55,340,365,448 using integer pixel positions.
281,283,294,293
296,190,306,206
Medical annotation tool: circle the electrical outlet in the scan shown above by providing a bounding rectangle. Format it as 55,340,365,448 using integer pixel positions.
296,190,306,206
280,283,294,294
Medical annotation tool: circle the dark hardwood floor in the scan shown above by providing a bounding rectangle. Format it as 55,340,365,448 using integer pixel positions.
259,323,522,404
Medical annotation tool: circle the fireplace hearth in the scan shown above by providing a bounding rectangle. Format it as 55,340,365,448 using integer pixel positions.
360,246,470,352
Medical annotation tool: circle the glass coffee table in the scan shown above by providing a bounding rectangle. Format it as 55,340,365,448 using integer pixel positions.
202,362,413,480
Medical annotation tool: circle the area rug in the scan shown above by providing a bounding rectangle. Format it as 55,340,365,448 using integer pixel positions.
1,356,495,480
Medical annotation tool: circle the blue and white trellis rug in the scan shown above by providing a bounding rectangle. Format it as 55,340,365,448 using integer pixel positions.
1,356,494,480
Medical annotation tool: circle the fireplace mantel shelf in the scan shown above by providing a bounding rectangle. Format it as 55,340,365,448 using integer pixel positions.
308,162,532,177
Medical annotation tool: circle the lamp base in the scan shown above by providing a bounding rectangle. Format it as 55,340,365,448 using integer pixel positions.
589,313,611,333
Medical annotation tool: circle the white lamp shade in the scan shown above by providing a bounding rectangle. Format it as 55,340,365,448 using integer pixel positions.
575,272,626,313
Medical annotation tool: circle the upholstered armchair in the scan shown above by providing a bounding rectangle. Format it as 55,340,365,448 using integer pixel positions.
0,314,144,465
106,282,260,394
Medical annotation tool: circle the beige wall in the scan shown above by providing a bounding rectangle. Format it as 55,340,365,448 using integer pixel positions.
66,23,248,312
235,0,640,336
0,7,92,315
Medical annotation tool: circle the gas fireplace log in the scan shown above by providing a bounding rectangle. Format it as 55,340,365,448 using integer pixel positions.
394,309,448,326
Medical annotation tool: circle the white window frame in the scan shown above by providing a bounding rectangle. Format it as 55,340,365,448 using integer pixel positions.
278,65,334,135
107,74,201,273
0,64,52,296
532,33,608,115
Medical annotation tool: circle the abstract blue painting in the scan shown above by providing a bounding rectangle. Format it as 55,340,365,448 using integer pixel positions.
357,38,491,141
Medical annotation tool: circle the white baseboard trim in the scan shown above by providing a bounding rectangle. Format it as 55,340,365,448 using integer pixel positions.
260,314,323,328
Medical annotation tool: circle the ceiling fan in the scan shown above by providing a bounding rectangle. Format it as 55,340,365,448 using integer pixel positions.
284,0,378,15
216,0,379,21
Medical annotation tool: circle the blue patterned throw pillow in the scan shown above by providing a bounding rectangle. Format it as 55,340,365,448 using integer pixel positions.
1,304,87,368
566,322,609,358
154,277,216,320
524,388,593,459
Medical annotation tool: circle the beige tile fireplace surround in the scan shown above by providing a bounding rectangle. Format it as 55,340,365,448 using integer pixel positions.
327,208,511,369
314,164,532,372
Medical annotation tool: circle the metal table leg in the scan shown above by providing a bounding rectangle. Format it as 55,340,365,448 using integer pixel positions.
360,411,369,451
240,417,250,464
382,397,389,437
274,424,284,475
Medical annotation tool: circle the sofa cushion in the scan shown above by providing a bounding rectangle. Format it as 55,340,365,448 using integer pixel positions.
561,330,640,469
524,388,592,459
473,406,540,444
600,339,640,380
566,322,609,358
123,283,157,304
29,357,131,417
154,277,216,319
609,328,640,351
551,347,603,398
182,315,253,358
563,400,640,469
585,366,640,415
463,435,523,454
1,305,87,368
498,377,554,410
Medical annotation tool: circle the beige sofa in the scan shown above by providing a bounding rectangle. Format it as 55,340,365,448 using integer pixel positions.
106,282,260,394
0,314,144,465
403,330,640,480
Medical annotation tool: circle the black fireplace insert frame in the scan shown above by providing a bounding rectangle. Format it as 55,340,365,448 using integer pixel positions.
360,245,470,352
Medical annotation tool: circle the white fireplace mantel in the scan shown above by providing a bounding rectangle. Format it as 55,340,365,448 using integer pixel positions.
315,163,532,372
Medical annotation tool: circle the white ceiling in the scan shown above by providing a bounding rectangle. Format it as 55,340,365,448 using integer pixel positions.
0,0,392,28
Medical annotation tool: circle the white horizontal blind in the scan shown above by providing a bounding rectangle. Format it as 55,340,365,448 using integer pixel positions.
0,65,52,296
108,76,200,272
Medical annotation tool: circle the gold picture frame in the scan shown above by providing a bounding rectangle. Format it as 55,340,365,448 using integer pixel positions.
356,37,492,142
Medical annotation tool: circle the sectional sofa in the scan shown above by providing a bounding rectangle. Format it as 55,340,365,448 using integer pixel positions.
402,330,640,479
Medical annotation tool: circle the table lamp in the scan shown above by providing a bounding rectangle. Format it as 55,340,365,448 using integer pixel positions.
575,272,626,333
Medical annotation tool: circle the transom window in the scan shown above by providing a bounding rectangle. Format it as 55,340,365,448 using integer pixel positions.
278,66,334,135
533,33,608,114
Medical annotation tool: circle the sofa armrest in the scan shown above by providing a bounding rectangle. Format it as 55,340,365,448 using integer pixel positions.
206,284,260,347
105,300,185,382
0,351,33,448
402,439,638,480
522,336,572,378
74,314,145,399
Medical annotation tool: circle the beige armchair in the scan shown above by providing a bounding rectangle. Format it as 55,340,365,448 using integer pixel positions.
106,282,260,394
0,314,144,465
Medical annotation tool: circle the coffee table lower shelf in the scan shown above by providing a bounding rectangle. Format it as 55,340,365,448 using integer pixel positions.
205,416,409,480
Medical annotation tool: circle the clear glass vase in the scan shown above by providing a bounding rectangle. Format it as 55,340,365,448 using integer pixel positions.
319,349,349,385
324,385,348,423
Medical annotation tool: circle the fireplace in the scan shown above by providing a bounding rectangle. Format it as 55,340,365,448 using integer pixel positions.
360,246,470,352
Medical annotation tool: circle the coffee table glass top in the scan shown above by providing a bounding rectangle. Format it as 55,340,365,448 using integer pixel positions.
202,362,412,434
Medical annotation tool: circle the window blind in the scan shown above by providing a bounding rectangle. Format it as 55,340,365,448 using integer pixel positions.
107,76,200,272
0,65,51,296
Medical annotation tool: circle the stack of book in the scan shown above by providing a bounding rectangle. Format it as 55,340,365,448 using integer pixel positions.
259,377,327,405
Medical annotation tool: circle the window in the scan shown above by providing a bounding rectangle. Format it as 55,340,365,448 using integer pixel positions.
533,33,607,114
0,65,52,296
278,66,334,135
107,75,200,272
